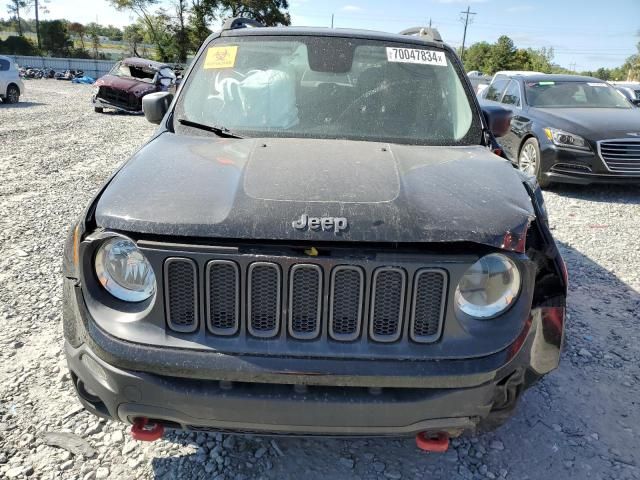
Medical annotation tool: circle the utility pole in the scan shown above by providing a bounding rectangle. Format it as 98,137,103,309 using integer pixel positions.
428,18,432,28
331,14,334,28
459,6,476,62
34,0,41,49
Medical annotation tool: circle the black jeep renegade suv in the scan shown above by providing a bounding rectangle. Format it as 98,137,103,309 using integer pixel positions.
62,19,567,443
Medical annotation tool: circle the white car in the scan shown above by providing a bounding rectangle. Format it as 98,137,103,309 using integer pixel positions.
0,55,24,104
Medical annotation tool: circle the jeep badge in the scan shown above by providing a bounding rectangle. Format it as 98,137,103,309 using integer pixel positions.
292,214,348,234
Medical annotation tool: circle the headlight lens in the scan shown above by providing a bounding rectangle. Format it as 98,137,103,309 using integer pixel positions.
455,254,521,319
544,127,590,151
94,237,156,302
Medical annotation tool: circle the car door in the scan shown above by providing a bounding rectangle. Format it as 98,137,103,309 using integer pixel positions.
0,58,9,96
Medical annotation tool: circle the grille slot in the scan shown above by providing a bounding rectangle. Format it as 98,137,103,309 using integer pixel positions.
288,264,322,340
206,260,240,336
410,269,447,343
599,140,640,173
247,262,281,338
329,266,364,341
164,258,198,333
369,268,407,342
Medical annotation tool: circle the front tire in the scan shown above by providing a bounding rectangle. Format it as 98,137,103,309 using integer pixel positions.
518,138,551,189
6,85,20,104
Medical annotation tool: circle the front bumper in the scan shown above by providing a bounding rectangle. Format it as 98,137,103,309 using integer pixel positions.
67,341,495,436
92,95,142,113
540,144,640,185
64,279,563,436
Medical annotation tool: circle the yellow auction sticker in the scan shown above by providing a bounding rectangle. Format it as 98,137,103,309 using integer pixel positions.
204,46,239,69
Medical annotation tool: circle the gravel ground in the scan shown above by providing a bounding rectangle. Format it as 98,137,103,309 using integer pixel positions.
0,80,639,480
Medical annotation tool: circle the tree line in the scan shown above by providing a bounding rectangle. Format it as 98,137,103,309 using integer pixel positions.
462,35,639,81
1,0,290,61
2,1,637,80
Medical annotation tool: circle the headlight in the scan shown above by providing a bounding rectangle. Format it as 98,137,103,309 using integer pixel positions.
544,127,590,151
455,254,521,319
94,236,156,302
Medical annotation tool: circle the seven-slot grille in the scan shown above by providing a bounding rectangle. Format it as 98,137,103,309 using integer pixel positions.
163,257,447,344
598,140,640,173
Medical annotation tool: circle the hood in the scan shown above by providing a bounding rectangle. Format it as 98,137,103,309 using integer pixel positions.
531,107,640,140
96,74,157,97
95,135,535,249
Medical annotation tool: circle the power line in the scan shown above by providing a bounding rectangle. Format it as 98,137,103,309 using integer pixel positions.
459,6,477,62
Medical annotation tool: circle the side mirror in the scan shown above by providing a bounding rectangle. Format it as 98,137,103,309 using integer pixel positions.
143,92,174,125
481,105,513,138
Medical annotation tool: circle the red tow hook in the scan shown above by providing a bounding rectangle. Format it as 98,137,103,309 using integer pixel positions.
415,432,450,452
131,417,164,442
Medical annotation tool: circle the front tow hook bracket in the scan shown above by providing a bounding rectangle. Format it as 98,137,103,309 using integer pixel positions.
415,432,450,452
131,417,164,442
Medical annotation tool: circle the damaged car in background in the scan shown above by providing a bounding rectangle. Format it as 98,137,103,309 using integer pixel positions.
92,57,176,114
63,19,568,451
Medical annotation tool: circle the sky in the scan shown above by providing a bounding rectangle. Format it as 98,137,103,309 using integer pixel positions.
39,0,640,71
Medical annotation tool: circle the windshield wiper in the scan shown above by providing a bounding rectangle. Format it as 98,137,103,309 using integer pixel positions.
177,118,244,139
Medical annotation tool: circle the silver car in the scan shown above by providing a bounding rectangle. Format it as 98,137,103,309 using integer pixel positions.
0,55,24,104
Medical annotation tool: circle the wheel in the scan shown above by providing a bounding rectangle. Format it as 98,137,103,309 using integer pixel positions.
518,138,551,188
94,107,104,113
6,85,20,104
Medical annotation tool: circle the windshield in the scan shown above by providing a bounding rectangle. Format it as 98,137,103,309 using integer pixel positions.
175,35,481,145
110,62,157,83
525,80,631,109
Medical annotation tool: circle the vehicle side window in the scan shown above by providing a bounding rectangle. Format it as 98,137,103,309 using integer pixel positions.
501,80,521,107
485,76,509,102
0,59,9,71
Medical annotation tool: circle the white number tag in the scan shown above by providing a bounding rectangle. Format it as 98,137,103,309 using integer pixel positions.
386,47,448,67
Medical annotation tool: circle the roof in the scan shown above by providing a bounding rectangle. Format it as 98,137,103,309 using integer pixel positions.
220,26,447,49
510,73,605,83
611,81,640,87
122,57,170,70
495,70,542,77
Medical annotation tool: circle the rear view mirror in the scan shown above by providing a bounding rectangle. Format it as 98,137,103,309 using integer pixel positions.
481,105,513,138
143,92,174,125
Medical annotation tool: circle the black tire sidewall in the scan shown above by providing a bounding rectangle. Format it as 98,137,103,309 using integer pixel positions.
6,85,19,104
519,138,550,188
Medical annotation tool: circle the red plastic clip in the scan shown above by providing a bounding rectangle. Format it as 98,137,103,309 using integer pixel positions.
415,432,450,452
131,418,164,442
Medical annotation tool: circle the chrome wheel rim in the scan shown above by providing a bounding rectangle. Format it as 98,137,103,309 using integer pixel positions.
519,143,538,177
7,88,18,103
